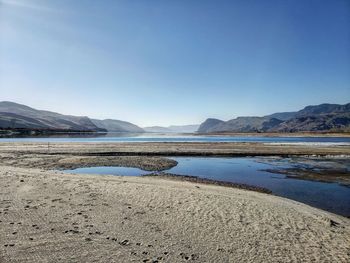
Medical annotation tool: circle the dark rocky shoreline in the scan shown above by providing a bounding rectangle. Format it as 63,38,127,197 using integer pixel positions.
144,172,272,194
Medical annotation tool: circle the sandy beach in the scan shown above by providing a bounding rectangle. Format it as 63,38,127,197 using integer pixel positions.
1,142,350,262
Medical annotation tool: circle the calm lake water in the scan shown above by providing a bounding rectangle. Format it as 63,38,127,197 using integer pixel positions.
64,157,350,217
65,166,150,176
1,132,350,144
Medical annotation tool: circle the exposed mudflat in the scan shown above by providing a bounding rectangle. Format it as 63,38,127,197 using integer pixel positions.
257,157,350,187
1,142,349,186
1,141,349,156
0,152,177,171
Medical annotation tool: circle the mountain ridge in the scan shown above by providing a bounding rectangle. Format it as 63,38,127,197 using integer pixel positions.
2,101,349,134
198,103,350,133
0,101,144,133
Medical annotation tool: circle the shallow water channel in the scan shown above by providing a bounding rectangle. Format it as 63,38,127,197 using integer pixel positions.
64,157,350,217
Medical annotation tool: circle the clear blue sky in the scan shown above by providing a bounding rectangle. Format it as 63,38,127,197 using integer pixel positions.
1,0,349,126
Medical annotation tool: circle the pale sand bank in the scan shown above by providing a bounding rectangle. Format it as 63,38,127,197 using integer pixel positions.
1,166,349,262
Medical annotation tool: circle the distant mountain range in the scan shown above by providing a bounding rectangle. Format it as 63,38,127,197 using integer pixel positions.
0,101,144,133
143,124,199,133
198,103,350,133
1,101,349,134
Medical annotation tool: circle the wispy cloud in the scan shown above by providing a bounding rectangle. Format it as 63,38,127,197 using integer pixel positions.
1,0,60,13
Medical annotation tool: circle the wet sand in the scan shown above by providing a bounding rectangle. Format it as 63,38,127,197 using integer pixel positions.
257,157,350,187
1,142,350,262
1,141,349,156
1,142,349,186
